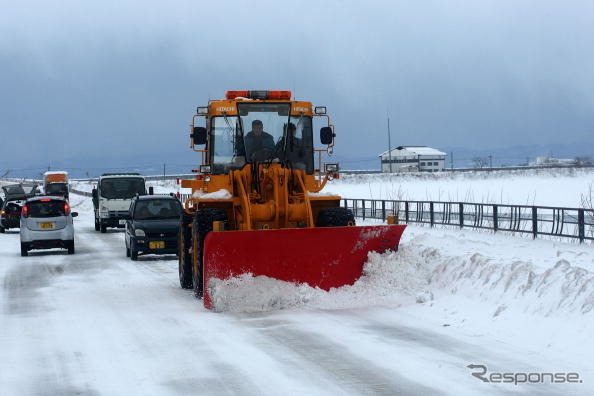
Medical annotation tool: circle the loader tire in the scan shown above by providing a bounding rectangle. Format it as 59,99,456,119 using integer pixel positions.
316,207,356,227
178,213,193,289
192,208,227,299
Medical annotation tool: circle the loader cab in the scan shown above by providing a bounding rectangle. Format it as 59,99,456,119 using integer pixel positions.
199,100,315,175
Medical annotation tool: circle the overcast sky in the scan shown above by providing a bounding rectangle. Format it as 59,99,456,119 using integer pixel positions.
1,0,593,172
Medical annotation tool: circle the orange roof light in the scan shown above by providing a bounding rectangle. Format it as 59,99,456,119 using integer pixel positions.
225,90,291,100
226,90,249,99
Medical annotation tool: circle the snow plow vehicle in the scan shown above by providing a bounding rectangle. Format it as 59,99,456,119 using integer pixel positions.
179,90,406,309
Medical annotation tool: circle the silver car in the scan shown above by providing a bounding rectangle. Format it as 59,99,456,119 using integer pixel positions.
20,196,78,256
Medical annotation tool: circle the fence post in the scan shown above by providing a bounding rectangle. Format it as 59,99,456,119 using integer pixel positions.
459,203,464,229
430,202,434,227
493,205,498,233
578,209,585,243
362,200,366,220
532,206,538,239
381,200,386,221
405,201,409,223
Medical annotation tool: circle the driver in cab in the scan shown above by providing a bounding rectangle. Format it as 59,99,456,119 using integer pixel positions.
244,119,275,161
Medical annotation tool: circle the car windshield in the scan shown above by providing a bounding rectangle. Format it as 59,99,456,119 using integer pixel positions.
46,183,68,195
28,200,65,218
133,199,181,220
100,178,146,199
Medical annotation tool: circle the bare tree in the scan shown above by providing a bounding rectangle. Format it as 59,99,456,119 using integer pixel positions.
472,157,489,169
581,182,593,210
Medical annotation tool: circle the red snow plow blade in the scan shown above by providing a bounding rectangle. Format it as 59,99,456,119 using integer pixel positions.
202,224,406,309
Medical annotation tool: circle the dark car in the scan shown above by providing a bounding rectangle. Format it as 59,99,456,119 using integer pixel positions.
0,200,23,232
125,195,182,260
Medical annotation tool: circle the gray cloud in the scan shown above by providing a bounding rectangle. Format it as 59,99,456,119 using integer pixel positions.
1,0,594,172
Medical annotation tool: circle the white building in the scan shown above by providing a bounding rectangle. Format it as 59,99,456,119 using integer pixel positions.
379,146,447,173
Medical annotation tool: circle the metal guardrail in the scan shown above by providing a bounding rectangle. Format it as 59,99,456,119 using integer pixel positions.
342,198,594,243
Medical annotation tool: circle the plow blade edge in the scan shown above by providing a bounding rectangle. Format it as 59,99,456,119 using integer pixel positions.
202,224,406,309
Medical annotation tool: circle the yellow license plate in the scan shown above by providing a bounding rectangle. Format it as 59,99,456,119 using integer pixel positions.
149,241,165,249
39,222,54,229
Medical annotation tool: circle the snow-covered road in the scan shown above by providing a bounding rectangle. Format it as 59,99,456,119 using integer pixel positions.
1,193,592,395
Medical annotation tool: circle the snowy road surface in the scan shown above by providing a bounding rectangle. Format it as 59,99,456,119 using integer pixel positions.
1,193,592,395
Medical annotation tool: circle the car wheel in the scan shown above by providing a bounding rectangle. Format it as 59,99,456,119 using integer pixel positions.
131,247,138,261
0,226,5,233
126,246,131,257
100,224,107,233
20,243,28,257
67,240,75,255
94,218,100,231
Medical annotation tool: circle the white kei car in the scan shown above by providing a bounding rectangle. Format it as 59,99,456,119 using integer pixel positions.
20,196,78,256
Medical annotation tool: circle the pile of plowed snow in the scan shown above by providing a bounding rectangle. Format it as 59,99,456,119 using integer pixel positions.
208,226,594,315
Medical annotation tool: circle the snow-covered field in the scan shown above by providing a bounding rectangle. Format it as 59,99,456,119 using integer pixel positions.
1,170,593,395
332,168,594,207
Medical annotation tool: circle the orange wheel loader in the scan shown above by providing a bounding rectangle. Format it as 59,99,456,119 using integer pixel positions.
178,90,406,309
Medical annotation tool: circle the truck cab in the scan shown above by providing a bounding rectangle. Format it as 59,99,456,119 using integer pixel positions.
43,171,69,200
92,173,148,233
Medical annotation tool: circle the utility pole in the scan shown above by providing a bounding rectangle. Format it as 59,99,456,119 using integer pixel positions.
450,152,454,170
488,155,493,168
387,111,393,173
163,163,166,181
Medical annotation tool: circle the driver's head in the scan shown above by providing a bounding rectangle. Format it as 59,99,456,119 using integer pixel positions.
252,120,263,135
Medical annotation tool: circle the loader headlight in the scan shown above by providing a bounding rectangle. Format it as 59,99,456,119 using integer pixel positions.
196,106,208,115
200,165,212,174
135,228,146,237
325,163,339,173
314,106,327,115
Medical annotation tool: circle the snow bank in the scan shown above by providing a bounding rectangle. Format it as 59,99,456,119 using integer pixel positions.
207,226,594,316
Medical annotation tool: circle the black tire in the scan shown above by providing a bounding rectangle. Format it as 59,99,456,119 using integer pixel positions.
20,243,28,257
126,246,131,257
131,248,138,261
178,212,194,289
0,226,5,233
67,240,75,255
316,207,356,227
94,218,100,231
100,224,107,233
192,208,227,298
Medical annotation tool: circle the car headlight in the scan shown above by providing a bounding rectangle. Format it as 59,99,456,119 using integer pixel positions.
135,229,145,237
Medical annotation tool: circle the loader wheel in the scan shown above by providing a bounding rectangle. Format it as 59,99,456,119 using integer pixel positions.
178,213,193,289
316,207,356,227
100,224,107,233
192,208,227,299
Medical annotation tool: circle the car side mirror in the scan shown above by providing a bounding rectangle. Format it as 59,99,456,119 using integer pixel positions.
320,127,335,145
92,188,97,199
71,212,79,217
192,127,207,146
148,186,154,195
